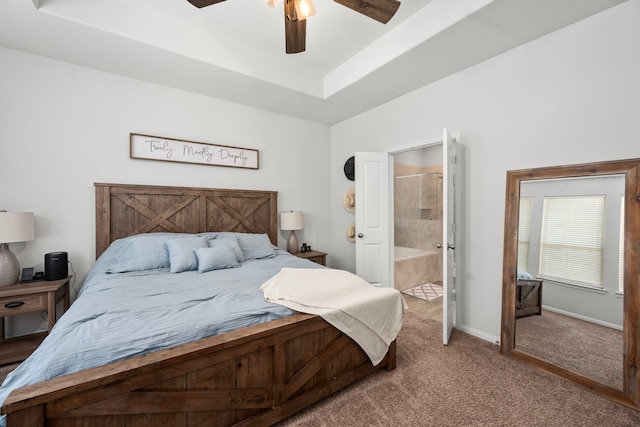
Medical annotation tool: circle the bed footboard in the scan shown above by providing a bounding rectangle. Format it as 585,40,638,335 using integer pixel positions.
2,314,395,426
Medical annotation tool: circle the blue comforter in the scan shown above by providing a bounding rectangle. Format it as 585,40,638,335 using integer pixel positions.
0,241,318,422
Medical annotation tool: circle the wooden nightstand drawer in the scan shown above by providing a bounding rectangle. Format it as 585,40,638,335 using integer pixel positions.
0,277,71,364
0,293,46,316
294,250,327,266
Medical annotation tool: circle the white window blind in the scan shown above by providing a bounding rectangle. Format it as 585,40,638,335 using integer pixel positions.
518,197,533,272
619,194,625,293
539,195,606,287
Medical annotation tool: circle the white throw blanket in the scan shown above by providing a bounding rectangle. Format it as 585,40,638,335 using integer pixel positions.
260,268,406,365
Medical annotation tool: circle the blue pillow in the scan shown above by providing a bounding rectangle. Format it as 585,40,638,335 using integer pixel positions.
166,236,208,273
195,247,239,273
235,233,276,260
106,233,189,273
517,270,535,279
208,234,245,262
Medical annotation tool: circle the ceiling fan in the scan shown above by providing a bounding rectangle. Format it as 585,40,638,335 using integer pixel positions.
186,0,401,54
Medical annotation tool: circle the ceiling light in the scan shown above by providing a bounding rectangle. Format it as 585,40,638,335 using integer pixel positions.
188,0,400,54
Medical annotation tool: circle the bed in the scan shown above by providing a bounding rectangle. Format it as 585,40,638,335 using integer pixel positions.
0,183,398,427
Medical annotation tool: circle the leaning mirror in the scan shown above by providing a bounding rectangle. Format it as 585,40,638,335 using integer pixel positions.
500,159,640,409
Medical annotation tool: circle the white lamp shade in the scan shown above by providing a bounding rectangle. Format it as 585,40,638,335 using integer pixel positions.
294,0,315,19
0,212,35,243
280,211,304,231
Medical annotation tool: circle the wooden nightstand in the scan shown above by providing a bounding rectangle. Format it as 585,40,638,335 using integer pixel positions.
294,250,327,266
0,276,71,364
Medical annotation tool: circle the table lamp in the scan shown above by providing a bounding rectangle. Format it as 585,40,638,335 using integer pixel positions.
0,211,35,286
280,211,304,254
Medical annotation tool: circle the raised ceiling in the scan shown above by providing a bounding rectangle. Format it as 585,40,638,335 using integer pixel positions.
0,0,627,124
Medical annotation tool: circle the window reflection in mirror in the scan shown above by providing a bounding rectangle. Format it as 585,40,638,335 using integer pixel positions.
515,175,625,390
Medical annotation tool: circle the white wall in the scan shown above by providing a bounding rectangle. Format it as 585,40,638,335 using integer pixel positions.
0,47,330,336
329,0,640,342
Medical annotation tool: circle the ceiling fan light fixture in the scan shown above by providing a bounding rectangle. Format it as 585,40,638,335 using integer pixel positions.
188,0,401,55
294,0,315,20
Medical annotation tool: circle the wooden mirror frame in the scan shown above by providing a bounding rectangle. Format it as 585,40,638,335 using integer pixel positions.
500,158,640,409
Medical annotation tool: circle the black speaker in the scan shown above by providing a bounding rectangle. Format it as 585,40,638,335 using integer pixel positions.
45,252,68,281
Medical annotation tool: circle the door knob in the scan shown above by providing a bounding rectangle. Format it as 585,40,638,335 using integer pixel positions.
448,243,455,250
436,243,443,249
357,233,364,238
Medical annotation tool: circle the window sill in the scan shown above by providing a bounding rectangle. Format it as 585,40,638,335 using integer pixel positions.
542,278,607,295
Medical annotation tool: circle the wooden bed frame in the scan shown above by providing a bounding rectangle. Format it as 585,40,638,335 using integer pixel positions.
2,183,396,426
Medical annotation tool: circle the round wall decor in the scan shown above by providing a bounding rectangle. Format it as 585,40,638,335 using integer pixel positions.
343,156,355,181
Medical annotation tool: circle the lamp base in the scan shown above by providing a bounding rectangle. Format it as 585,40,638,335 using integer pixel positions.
287,231,299,254
0,243,20,287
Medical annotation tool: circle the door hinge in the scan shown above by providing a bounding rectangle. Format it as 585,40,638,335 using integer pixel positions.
452,155,457,164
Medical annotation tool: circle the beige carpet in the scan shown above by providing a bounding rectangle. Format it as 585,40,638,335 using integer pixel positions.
516,310,623,390
276,311,640,427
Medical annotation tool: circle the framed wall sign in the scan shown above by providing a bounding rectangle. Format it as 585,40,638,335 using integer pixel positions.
130,133,259,169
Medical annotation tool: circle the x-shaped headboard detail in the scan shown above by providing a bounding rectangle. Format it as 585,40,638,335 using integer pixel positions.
112,193,199,235
95,183,278,258
207,195,269,235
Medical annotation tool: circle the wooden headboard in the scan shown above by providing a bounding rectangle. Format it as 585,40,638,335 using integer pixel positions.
94,183,278,257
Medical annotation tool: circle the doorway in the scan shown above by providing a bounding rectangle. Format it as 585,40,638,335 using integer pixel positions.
392,145,444,322
356,129,458,341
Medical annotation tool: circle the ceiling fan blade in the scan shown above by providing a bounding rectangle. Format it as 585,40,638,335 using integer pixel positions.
285,0,306,54
334,0,401,24
186,0,226,8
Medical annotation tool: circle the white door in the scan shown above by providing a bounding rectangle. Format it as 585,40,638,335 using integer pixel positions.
442,128,458,345
355,152,391,287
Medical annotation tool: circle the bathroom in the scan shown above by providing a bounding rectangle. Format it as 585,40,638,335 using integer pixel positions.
393,146,443,294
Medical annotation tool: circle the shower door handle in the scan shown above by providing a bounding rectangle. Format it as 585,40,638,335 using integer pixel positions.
436,243,455,250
